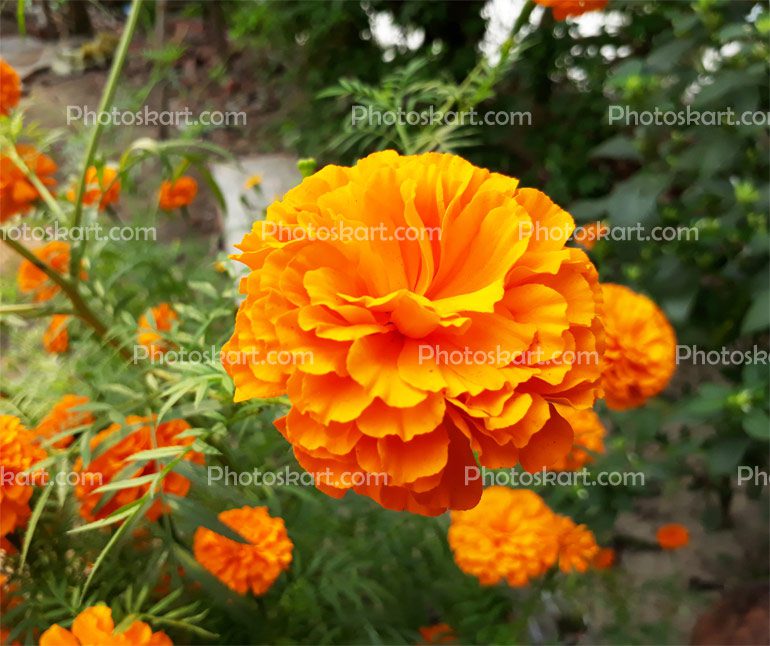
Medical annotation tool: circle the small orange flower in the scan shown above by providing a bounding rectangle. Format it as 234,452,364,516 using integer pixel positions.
0,144,57,222
193,506,293,596
534,0,609,20
35,394,93,449
67,166,120,210
592,546,615,569
656,523,689,550
39,605,172,646
43,314,70,353
574,221,608,251
74,415,202,522
16,241,79,302
0,415,46,537
137,303,178,359
601,283,676,410
243,174,262,190
556,515,599,573
158,176,198,211
0,58,21,116
549,407,606,471
419,623,456,644
449,487,560,587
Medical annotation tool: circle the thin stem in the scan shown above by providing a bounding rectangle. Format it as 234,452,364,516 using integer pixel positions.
70,0,144,281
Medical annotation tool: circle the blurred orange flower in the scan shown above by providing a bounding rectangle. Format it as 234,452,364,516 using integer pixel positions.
223,151,604,515
35,394,93,449
549,407,606,471
243,174,262,190
158,176,198,211
534,0,609,20
656,523,689,550
449,487,560,587
418,623,456,644
193,506,293,596
137,303,178,359
0,573,21,646
0,58,21,115
67,166,120,210
556,515,599,573
574,221,608,251
16,241,78,302
592,546,616,569
0,415,46,537
74,415,202,522
40,605,172,646
43,314,70,353
0,144,57,221
600,283,676,410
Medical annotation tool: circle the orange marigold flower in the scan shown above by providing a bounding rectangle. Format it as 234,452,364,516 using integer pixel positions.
35,394,93,449
418,623,456,644
0,415,46,537
448,487,560,587
534,0,609,21
73,415,202,522
158,176,198,211
66,166,120,210
573,221,608,251
43,314,70,353
549,407,606,471
601,283,676,410
39,605,172,646
556,515,599,573
0,144,57,222
592,546,615,569
137,303,178,359
193,506,293,596
16,241,78,302
656,523,689,550
223,151,604,515
0,58,21,116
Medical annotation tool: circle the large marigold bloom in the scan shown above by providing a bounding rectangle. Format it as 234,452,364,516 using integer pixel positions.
40,605,172,646
16,241,76,302
555,515,599,573
158,176,198,210
193,506,293,596
549,407,606,471
0,59,21,116
74,415,202,522
448,487,560,587
0,144,57,222
656,523,689,550
43,314,70,353
534,0,609,20
137,303,178,359
601,283,676,410
66,165,120,210
222,151,604,515
0,415,46,537
35,394,93,449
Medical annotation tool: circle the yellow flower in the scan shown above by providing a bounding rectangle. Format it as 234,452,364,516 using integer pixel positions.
244,174,263,190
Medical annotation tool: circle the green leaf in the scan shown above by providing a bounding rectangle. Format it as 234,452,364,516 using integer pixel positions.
19,484,54,568
741,289,769,335
590,136,642,162
743,410,770,441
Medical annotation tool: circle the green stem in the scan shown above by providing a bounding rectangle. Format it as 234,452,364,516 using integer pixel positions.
70,0,144,281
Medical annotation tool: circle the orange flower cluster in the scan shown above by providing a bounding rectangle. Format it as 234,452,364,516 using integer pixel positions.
0,59,21,116
158,176,198,210
43,315,70,353
193,506,293,596
137,303,178,359
0,144,57,222
449,487,598,587
16,241,77,302
223,151,604,515
40,605,172,646
534,0,609,21
74,415,202,522
549,407,606,471
67,166,120,211
601,283,676,410
35,394,93,449
0,415,46,537
656,523,689,550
